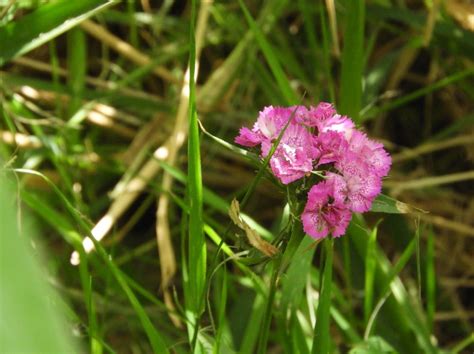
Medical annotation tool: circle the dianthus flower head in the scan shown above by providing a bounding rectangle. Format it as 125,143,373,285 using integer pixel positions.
346,130,392,178
234,103,392,239
335,152,382,213
301,173,352,239
314,130,349,166
265,122,316,184
296,102,336,127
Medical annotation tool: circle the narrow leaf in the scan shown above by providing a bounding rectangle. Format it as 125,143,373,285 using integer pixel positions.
0,0,116,66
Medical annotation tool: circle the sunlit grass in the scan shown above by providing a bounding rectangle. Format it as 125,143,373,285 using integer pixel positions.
1,1,473,353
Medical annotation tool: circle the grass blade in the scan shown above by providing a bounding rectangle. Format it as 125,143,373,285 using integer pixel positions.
426,227,436,331
66,27,86,117
339,0,365,121
311,238,334,354
364,224,379,325
186,0,206,350
0,0,117,66
237,0,297,105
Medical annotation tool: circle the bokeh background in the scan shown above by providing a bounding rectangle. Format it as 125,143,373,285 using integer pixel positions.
1,0,473,353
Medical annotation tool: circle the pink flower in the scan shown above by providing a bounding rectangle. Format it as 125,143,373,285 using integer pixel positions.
235,127,261,147
235,106,300,148
347,130,392,177
314,131,349,166
266,122,316,184
296,102,354,138
301,173,352,238
317,113,355,137
254,106,292,140
234,103,391,218
297,102,336,127
336,152,382,213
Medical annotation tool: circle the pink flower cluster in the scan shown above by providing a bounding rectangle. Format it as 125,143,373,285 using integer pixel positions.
235,103,391,239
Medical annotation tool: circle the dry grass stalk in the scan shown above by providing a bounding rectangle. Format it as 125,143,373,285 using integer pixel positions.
79,19,179,84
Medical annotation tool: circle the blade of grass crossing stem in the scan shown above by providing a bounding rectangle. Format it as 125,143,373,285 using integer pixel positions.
187,0,206,350
237,0,297,105
364,224,379,325
240,104,303,209
312,238,334,354
426,227,436,331
339,0,365,122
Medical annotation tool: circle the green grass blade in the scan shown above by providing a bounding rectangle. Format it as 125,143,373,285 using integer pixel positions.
212,266,228,354
0,0,117,66
426,227,436,332
364,224,379,325
239,293,266,353
256,257,281,354
281,235,317,315
87,277,102,354
67,27,86,117
311,238,334,354
186,0,206,350
339,0,365,121
350,218,436,353
237,0,297,105
363,68,474,120
298,0,319,83
319,4,335,103
451,333,474,354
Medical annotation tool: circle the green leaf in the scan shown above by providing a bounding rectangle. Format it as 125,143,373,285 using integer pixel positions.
0,0,117,66
281,234,316,313
364,224,379,325
370,194,426,214
0,177,80,353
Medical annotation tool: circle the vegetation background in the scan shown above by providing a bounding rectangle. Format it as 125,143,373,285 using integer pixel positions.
0,0,473,353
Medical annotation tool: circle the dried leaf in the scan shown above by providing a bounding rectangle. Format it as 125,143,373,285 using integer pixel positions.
229,198,279,257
